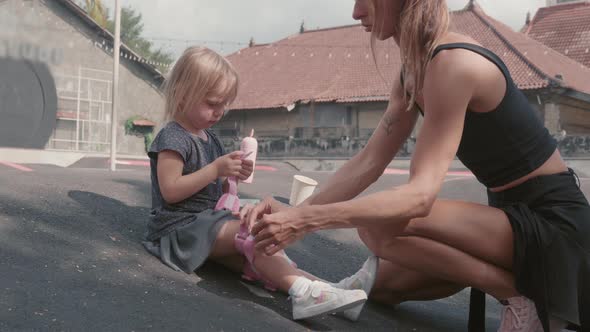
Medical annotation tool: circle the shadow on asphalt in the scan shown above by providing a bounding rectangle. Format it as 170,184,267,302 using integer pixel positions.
0,191,306,330
0,171,500,331
65,189,347,330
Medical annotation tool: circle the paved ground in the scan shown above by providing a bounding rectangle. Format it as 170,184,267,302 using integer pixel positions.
1,158,588,331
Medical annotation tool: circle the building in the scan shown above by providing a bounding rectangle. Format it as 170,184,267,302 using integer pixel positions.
219,1,590,157
0,0,164,155
525,2,590,68
546,0,585,5
523,1,590,157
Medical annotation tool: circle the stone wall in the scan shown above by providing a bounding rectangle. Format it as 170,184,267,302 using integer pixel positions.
0,0,164,155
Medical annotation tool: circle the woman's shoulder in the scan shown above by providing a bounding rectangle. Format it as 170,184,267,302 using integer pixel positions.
432,34,485,64
426,49,481,87
435,33,482,50
431,34,502,76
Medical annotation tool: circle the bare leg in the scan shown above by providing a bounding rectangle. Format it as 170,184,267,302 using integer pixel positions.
370,258,464,306
358,200,518,301
212,254,245,273
378,235,516,299
209,220,319,292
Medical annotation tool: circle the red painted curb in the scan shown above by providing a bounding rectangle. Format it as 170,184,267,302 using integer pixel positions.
0,161,33,172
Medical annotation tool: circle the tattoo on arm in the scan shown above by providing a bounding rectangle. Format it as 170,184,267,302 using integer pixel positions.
381,112,400,136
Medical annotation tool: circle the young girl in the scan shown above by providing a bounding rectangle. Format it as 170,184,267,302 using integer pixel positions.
142,46,367,321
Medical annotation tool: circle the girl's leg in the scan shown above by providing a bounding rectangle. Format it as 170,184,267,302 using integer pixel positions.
211,254,245,273
210,220,368,320
209,220,319,292
208,220,246,273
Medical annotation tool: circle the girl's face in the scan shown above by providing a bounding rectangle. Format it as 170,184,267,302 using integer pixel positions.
183,95,226,130
352,0,403,41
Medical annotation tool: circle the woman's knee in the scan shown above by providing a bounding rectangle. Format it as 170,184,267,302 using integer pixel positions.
402,216,436,237
358,228,402,258
358,228,383,254
357,228,371,244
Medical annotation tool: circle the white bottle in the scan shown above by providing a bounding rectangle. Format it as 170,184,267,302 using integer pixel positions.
240,129,258,183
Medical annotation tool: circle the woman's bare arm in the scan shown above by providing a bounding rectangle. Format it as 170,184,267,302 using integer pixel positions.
308,51,474,229
302,78,418,206
252,51,478,254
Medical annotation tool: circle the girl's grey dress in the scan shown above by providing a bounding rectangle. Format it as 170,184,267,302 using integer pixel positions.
143,122,234,273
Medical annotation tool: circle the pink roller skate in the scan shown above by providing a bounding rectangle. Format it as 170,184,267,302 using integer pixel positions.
234,224,277,291
234,224,297,291
214,150,253,214
214,177,240,213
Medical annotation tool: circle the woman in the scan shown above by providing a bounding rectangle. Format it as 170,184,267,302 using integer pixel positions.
243,0,589,331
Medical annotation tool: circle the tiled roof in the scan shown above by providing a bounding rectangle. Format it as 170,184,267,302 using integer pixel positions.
525,1,590,68
454,3,590,92
227,26,396,110
227,2,590,111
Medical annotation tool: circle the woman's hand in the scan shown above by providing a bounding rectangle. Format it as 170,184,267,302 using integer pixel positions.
239,196,288,231
251,206,310,256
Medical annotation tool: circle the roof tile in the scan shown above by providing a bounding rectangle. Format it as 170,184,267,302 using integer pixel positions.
526,2,590,67
227,3,590,111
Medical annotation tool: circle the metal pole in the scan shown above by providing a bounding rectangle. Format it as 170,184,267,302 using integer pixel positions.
75,65,81,151
109,0,121,171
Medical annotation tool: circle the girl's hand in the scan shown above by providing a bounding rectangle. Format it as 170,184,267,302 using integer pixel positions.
251,205,309,256
238,159,254,181
214,151,243,178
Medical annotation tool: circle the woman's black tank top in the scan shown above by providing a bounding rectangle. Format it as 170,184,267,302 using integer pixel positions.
405,43,557,188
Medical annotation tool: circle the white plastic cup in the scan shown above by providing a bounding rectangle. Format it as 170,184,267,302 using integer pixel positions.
289,175,318,206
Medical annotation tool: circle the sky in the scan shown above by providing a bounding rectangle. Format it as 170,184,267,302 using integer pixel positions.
106,0,548,57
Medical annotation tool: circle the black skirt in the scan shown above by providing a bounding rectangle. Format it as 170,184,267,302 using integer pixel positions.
487,169,590,332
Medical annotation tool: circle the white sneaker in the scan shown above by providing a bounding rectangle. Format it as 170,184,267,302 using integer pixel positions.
498,296,543,332
291,281,367,320
330,255,379,321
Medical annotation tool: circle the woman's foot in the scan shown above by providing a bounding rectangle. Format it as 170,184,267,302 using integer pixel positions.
330,255,379,321
290,279,367,320
497,296,542,332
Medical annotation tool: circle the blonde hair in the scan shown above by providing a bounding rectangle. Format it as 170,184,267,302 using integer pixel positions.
162,46,239,121
371,0,449,111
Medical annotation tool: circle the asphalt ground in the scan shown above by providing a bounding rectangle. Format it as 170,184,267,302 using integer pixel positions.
1,159,588,331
